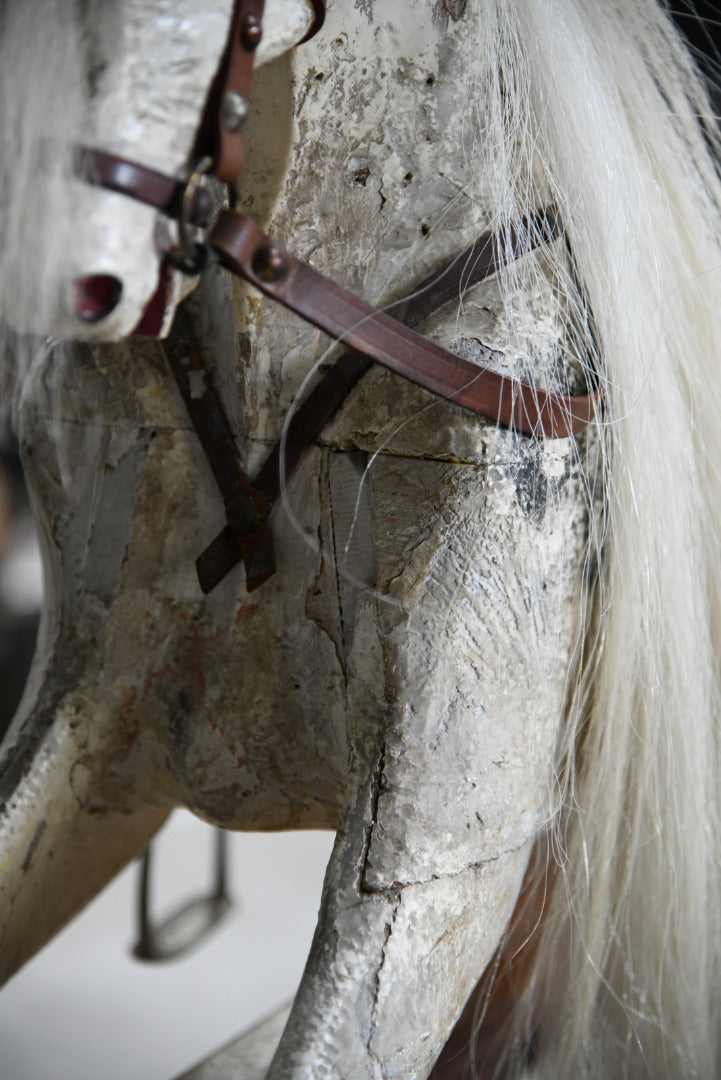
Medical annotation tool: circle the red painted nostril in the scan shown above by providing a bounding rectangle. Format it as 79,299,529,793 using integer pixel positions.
73,275,123,323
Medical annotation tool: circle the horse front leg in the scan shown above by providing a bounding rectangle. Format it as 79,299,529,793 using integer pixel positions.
266,412,590,1079
0,334,187,985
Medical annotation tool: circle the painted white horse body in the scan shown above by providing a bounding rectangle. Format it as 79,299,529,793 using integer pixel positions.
2,2,721,1078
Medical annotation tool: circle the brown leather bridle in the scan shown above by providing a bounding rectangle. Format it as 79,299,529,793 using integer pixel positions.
74,0,598,593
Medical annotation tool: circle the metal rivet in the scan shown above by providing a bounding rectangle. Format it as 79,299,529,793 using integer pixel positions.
239,12,263,51
221,90,251,132
164,242,214,277
252,244,287,282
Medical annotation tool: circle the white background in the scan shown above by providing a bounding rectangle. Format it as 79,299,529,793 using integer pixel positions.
0,813,334,1080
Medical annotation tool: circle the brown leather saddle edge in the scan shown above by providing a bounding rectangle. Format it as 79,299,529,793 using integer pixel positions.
430,834,557,1080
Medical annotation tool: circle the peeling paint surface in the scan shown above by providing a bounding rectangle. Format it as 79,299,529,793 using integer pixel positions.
0,2,594,1078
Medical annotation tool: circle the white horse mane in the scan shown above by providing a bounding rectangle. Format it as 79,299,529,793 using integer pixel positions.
493,3,721,1075
2,0,721,1076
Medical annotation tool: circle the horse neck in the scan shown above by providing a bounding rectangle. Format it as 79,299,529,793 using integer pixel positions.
232,0,503,451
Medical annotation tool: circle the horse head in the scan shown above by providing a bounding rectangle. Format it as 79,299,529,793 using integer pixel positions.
0,0,317,340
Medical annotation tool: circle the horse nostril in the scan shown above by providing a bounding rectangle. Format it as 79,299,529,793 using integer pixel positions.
73,275,123,322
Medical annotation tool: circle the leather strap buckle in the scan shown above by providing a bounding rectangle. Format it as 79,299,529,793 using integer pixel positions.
163,157,219,276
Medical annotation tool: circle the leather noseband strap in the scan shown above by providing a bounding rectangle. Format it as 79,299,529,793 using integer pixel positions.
74,149,186,216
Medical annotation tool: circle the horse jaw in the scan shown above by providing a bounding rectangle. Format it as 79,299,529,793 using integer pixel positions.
257,0,318,66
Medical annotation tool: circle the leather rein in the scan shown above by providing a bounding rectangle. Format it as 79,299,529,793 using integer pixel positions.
74,0,598,594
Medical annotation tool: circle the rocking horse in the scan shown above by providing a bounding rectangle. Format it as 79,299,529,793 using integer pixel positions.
1,1,721,1077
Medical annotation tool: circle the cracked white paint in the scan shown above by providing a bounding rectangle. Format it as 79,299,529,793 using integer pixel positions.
0,2,593,1078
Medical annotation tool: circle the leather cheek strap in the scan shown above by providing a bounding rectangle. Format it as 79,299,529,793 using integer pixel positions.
74,0,267,194
192,0,265,183
209,210,598,439
194,0,325,183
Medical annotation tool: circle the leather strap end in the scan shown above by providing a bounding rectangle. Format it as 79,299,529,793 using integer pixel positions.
242,524,277,591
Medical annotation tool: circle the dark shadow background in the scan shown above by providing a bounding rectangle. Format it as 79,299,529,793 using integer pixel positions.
673,2,721,104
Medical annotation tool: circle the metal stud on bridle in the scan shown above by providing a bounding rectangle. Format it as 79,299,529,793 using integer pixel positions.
221,89,251,132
